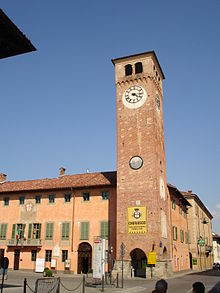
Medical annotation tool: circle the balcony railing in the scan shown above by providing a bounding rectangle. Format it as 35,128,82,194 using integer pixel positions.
6,238,42,246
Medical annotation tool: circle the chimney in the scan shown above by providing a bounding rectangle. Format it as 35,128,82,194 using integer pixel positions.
188,190,192,194
59,167,66,177
0,173,7,183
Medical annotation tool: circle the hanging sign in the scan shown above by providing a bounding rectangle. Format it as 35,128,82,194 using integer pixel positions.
127,206,147,234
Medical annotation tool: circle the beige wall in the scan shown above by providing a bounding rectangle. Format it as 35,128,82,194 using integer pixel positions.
186,197,213,270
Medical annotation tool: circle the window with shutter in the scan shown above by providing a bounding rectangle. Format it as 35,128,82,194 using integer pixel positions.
45,223,54,240
100,221,108,239
61,222,70,240
80,222,89,240
12,224,16,239
173,226,177,241
0,224,7,239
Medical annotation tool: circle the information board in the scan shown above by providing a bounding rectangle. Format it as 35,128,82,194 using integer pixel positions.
35,258,45,273
93,237,105,279
147,252,157,265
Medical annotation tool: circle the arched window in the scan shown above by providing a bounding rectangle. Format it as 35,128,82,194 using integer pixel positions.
135,62,143,74
125,64,132,76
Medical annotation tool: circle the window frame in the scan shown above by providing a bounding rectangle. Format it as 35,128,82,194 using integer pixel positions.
0,223,7,240
45,222,54,240
173,226,177,241
31,250,37,262
101,191,109,200
45,250,52,262
62,250,68,262
100,221,109,239
82,192,90,202
35,195,41,204
19,196,25,205
48,194,55,204
64,193,71,203
61,222,70,240
135,62,143,74
3,197,9,206
125,64,132,76
80,222,90,240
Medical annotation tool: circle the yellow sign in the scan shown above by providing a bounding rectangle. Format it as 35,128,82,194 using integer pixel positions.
147,252,157,265
127,206,147,234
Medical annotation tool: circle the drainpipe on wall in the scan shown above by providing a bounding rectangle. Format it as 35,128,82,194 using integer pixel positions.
71,187,75,253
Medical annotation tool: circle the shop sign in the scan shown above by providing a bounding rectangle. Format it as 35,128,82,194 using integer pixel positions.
127,206,147,234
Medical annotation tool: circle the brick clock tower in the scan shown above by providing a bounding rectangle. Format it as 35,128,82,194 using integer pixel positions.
112,51,172,278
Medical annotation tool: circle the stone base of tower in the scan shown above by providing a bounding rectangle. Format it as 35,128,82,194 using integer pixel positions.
112,259,173,280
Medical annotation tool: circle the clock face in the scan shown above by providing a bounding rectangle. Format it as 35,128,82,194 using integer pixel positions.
122,85,147,109
129,156,143,170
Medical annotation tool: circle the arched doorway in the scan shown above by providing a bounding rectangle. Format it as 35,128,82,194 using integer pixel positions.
77,242,92,274
130,248,147,278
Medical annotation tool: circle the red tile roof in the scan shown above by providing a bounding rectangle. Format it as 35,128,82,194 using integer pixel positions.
0,171,116,193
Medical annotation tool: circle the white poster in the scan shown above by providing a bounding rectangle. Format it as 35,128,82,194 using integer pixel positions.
93,237,105,279
53,244,60,258
35,258,45,273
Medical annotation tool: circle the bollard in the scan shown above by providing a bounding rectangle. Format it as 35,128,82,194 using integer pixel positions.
82,275,85,293
116,272,119,288
23,278,27,293
101,275,104,292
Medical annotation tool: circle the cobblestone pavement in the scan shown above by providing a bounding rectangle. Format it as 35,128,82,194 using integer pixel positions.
0,269,220,293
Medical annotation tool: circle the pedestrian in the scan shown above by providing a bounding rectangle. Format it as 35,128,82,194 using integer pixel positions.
153,279,168,293
192,281,205,293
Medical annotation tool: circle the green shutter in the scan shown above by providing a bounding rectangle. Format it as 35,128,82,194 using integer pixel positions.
12,224,16,239
21,224,26,238
100,221,108,239
46,223,54,240
0,224,6,239
45,223,49,239
80,222,89,240
28,224,32,239
39,224,41,239
62,222,70,240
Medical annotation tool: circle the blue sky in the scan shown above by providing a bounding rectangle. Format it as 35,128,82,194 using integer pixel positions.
0,1,219,233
